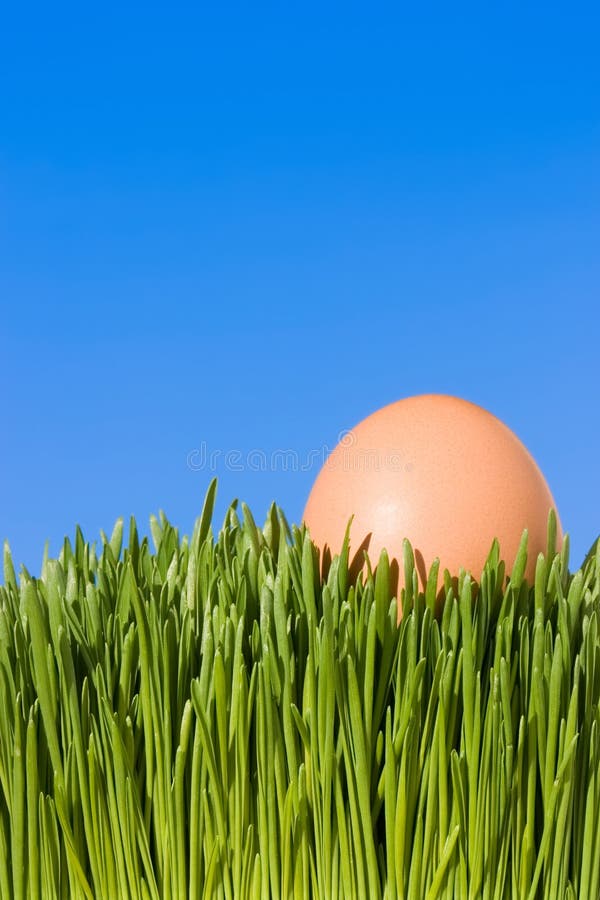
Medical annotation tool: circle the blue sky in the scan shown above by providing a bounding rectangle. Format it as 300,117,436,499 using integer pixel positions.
1,3,599,575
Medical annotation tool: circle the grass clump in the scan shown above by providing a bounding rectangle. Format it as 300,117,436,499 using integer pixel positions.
1,479,600,899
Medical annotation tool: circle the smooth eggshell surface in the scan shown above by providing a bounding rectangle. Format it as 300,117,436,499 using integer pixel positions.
302,394,562,616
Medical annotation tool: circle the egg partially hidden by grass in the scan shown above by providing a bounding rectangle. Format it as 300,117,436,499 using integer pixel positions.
302,394,562,618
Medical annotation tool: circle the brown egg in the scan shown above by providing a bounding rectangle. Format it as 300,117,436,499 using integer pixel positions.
303,394,562,617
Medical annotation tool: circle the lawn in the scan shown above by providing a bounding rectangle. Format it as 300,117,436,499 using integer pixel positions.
1,479,599,899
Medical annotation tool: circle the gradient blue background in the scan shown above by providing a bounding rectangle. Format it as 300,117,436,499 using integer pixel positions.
2,3,599,576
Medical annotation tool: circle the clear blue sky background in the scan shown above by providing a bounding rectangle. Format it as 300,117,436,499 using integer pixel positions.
2,3,599,576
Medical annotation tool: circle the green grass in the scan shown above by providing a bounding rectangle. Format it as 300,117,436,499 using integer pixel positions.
1,478,599,899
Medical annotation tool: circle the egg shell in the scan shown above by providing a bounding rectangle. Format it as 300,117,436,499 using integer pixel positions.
302,394,562,619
